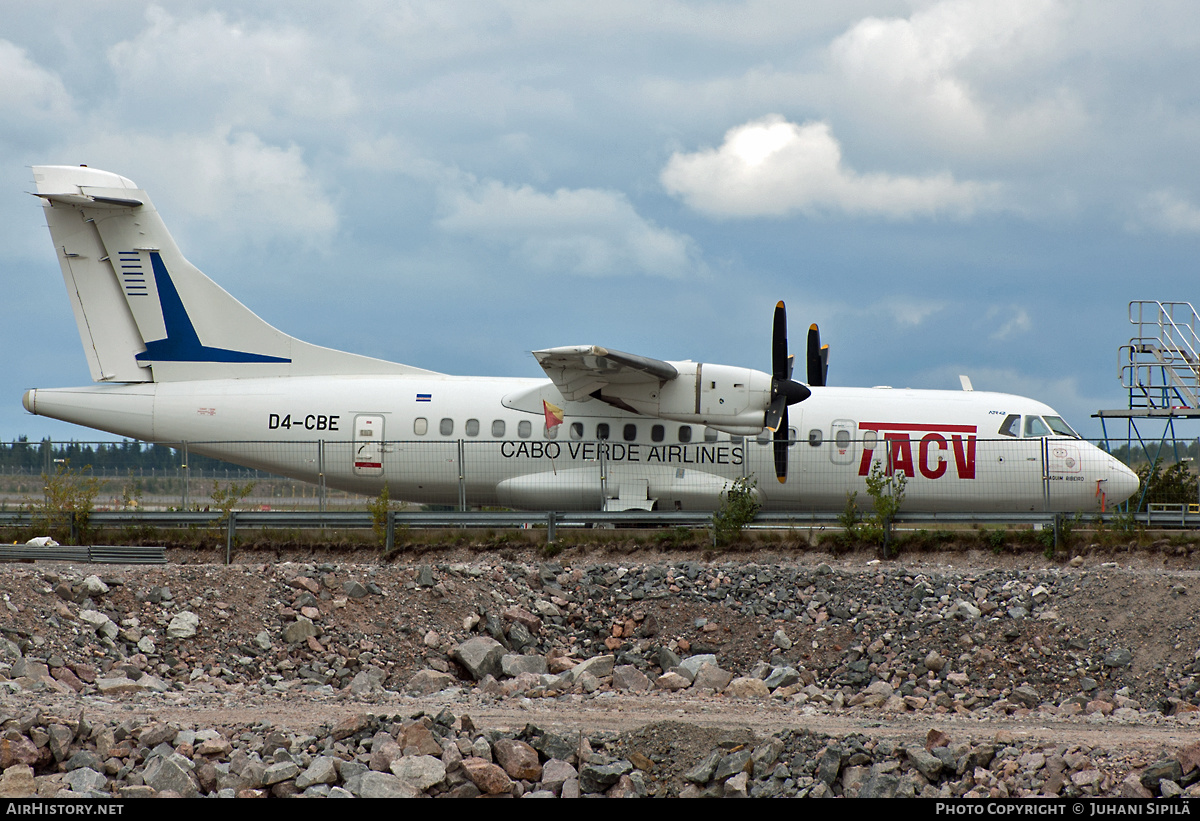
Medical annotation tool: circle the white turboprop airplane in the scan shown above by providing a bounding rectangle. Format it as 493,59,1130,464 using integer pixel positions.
22,165,1138,513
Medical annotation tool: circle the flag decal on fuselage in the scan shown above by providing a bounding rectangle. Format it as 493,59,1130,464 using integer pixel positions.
543,400,564,429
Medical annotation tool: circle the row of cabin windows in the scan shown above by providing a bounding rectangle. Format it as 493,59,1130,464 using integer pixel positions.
409,418,798,444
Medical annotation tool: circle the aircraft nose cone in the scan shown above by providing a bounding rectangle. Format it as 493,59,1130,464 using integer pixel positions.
1107,460,1140,506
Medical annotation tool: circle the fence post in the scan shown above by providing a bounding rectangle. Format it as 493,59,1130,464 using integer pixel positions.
1041,438,1050,511
546,510,556,544
385,510,396,553
457,439,467,512
599,443,607,512
318,439,326,514
225,511,237,565
181,441,190,510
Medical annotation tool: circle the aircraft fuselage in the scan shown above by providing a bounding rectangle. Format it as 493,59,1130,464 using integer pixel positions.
24,377,1135,513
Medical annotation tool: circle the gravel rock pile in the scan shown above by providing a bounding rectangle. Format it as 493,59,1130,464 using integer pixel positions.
1,553,1198,797
1,707,1197,798
676,729,1200,798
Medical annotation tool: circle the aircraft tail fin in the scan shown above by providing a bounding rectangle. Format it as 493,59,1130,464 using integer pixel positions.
32,165,433,382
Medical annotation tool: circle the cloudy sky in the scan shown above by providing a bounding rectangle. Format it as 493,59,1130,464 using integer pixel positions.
4,0,1200,443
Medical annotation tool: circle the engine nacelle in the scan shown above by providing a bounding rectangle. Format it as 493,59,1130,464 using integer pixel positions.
598,362,773,436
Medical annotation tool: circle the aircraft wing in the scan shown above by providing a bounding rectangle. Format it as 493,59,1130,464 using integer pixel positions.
532,346,679,401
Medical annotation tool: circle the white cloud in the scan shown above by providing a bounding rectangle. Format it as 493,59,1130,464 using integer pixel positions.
1130,190,1200,235
828,0,1082,156
987,306,1033,340
70,130,338,249
107,5,358,129
0,39,73,132
439,179,701,278
661,115,994,219
885,298,947,328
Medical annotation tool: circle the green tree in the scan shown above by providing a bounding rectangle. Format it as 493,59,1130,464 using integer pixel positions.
712,477,761,547
863,459,907,557
33,460,101,544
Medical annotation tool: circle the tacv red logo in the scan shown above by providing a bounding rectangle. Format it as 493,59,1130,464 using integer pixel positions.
857,423,977,480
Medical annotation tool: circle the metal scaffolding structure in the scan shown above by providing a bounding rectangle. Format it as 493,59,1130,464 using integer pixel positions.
1096,301,1200,510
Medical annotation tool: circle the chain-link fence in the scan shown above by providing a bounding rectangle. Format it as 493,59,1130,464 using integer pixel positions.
0,435,1153,514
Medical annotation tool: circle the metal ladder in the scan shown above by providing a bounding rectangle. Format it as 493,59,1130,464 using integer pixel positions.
1120,301,1200,410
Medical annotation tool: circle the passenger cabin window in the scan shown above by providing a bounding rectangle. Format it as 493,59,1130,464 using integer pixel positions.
835,429,851,449
651,424,665,442
757,429,772,445
465,418,480,437
545,424,558,439
414,418,428,436
623,424,637,442
730,435,743,445
570,422,584,440
1024,416,1052,438
439,418,453,436
704,427,719,443
998,415,1021,437
596,423,610,440
492,420,505,437
809,429,823,446
863,430,877,449
678,426,692,443
518,420,532,438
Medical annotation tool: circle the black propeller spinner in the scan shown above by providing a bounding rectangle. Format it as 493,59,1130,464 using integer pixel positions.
767,301,815,483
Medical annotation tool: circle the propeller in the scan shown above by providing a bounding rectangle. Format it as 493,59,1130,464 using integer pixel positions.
807,323,829,387
766,301,812,483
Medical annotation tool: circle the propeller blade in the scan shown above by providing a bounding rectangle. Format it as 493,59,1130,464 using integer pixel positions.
764,397,784,432
774,406,790,482
772,301,789,380
819,343,829,387
768,300,814,481
807,324,824,387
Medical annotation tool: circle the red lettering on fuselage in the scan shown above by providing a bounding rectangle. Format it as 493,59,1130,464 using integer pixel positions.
857,422,977,480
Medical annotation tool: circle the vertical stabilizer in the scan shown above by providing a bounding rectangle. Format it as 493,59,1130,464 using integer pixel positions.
33,165,435,382
34,166,152,382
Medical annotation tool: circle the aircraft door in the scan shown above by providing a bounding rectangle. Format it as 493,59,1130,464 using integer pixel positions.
830,419,856,466
1046,443,1082,475
354,414,384,476
1044,441,1083,509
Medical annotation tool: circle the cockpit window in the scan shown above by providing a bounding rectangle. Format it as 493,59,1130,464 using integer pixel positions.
1043,416,1079,438
998,414,1021,437
1024,416,1052,438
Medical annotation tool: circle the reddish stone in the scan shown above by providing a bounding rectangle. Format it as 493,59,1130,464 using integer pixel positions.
1179,741,1200,775
331,713,371,741
925,729,951,751
461,757,513,795
398,721,442,756
0,737,40,768
493,739,542,781
51,666,84,692
501,606,542,634
71,663,98,684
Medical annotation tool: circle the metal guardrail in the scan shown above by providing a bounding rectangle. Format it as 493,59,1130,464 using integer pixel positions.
0,508,1068,531
0,544,166,564
0,508,1177,564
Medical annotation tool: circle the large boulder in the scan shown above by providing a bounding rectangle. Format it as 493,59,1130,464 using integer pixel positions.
452,637,506,681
